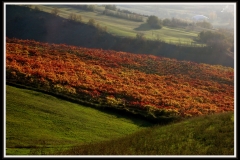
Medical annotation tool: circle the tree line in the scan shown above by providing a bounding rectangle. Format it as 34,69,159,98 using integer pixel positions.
197,29,234,53
103,8,144,22
146,15,213,29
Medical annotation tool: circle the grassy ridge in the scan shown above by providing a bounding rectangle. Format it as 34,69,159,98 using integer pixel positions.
58,111,234,155
6,85,152,155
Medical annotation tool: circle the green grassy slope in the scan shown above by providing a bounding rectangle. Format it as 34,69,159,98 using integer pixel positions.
6,85,152,155
58,111,234,155
6,85,234,156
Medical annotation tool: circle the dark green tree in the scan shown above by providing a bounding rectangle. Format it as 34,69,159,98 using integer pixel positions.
198,31,225,43
136,32,145,40
147,15,162,29
163,18,171,26
87,5,95,11
198,31,229,52
105,5,117,11
196,21,213,29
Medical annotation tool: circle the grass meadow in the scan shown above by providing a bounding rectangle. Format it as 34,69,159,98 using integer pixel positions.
6,85,152,155
6,85,234,155
57,110,234,155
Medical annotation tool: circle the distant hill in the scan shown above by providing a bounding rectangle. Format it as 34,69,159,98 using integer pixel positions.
6,5,233,67
116,4,234,29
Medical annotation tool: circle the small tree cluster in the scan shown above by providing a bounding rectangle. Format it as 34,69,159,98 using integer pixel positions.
34,6,41,11
76,5,96,11
136,32,145,40
198,30,229,51
198,31,225,43
51,7,59,16
147,15,162,29
96,23,108,32
88,18,96,26
196,21,213,29
163,17,191,28
103,9,144,22
105,5,117,11
68,13,82,22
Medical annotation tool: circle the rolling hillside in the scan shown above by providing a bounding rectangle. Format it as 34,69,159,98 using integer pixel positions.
6,5,234,67
58,111,234,155
24,4,200,43
116,4,234,29
6,85,234,155
5,4,235,156
6,85,152,155
6,38,234,122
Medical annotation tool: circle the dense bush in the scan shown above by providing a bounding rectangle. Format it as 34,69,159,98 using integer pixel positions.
87,18,96,26
197,30,232,52
163,17,191,28
68,13,82,22
136,32,145,40
105,5,117,11
103,9,144,22
51,7,59,16
198,31,225,43
147,15,163,29
196,21,213,29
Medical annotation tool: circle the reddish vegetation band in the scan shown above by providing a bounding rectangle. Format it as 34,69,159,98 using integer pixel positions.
6,37,234,119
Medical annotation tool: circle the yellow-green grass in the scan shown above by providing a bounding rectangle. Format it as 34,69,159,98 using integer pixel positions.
5,85,234,155
27,5,203,45
58,111,234,155
6,85,152,155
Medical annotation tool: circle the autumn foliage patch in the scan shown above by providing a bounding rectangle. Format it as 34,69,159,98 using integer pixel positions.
6,38,234,121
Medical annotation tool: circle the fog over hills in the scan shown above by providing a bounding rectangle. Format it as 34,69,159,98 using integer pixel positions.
116,4,234,28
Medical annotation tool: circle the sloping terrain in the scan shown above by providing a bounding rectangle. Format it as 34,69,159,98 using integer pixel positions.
6,5,234,67
5,4,235,156
6,85,152,155
58,111,234,155
6,85,234,155
6,38,234,122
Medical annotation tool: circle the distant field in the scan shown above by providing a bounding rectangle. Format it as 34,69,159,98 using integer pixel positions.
27,5,202,46
116,4,234,29
6,85,152,155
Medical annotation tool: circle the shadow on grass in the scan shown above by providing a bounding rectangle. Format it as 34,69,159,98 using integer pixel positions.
6,82,159,127
134,23,152,31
